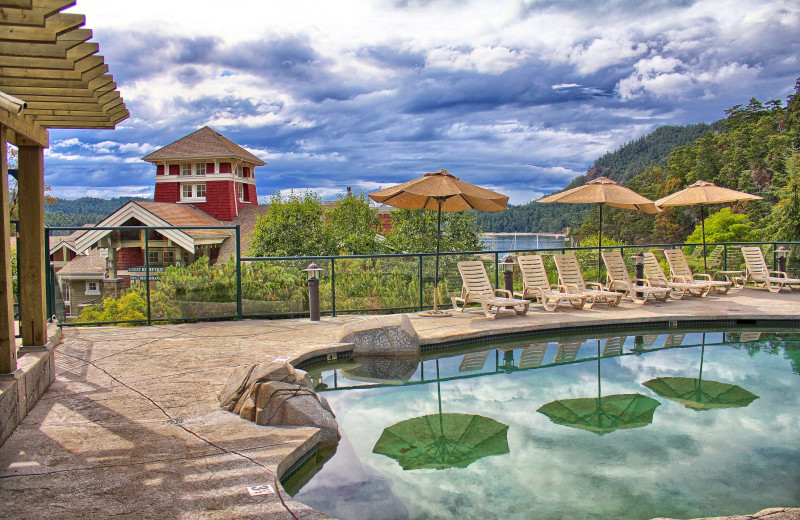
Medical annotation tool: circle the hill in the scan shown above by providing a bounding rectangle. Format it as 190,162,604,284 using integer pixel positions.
476,123,716,233
45,196,152,232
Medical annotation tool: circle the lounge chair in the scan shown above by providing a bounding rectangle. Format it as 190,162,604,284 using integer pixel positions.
552,253,623,308
554,341,581,363
602,336,626,357
518,343,548,369
663,248,732,294
741,246,800,292
459,350,490,372
642,252,710,299
514,254,586,311
451,261,531,319
601,251,670,304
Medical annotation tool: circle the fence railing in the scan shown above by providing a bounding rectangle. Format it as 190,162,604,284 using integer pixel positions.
27,225,800,328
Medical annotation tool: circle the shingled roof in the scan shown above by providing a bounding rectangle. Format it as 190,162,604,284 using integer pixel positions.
142,126,266,165
133,201,231,239
58,249,106,277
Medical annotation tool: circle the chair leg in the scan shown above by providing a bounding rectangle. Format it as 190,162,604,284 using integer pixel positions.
543,298,558,312
481,300,499,319
451,297,466,312
514,302,530,316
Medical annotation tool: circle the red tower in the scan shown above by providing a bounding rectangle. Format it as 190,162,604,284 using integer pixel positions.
143,127,265,221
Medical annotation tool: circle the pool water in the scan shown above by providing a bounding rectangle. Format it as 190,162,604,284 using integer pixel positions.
293,330,800,520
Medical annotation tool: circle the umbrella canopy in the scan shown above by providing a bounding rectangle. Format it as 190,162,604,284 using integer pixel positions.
372,412,510,470
369,169,508,212
370,169,508,315
642,377,759,411
538,176,660,213
654,180,762,272
537,393,661,435
537,176,658,281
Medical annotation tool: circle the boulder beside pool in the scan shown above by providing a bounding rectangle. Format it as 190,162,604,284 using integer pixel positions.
335,314,420,357
218,361,339,444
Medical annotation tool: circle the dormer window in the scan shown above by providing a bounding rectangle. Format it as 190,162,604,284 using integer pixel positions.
181,163,192,176
195,163,206,176
236,165,243,178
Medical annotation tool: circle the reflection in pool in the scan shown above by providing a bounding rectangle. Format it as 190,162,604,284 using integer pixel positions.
291,331,800,520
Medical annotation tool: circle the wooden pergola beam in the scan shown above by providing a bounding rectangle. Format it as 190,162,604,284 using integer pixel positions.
0,106,48,147
1,12,84,41
0,1,75,26
0,27,92,57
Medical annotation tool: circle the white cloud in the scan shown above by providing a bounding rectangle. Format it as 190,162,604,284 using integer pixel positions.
426,46,526,75
569,37,647,75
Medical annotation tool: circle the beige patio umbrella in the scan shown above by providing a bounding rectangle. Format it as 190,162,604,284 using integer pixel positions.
369,169,508,316
655,180,762,273
537,176,659,281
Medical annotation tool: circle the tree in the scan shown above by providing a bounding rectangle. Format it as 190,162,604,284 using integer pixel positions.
7,145,57,220
384,209,483,254
764,150,800,241
685,207,758,244
326,191,386,254
248,191,335,257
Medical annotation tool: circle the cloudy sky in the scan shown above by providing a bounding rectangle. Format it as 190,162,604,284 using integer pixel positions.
46,0,800,204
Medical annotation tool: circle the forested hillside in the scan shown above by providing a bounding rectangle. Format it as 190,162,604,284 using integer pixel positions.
476,123,716,232
45,196,152,229
578,77,800,244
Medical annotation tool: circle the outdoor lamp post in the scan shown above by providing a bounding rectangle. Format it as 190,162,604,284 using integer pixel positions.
634,251,644,300
303,263,323,321
502,256,515,294
776,246,789,274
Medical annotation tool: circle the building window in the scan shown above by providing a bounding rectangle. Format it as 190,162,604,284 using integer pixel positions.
195,163,206,176
182,184,193,199
163,250,175,265
237,165,243,178
181,163,192,176
148,250,161,265
86,281,100,295
183,250,191,266
195,183,206,199
238,184,245,202
62,282,71,303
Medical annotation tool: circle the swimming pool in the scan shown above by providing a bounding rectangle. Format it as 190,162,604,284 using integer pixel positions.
290,329,800,520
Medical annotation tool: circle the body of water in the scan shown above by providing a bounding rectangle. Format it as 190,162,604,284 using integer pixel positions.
479,233,571,252
292,330,800,520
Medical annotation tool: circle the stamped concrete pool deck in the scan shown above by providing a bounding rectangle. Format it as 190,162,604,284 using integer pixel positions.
1,289,800,520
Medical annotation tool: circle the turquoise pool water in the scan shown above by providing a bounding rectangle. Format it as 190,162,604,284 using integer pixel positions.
293,330,800,520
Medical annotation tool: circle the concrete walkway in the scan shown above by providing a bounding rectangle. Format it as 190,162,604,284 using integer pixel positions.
1,288,800,519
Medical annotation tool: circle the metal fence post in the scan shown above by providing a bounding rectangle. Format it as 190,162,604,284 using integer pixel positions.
418,254,423,311
330,257,336,317
494,252,499,288
235,225,242,320
772,243,777,271
144,230,151,326
723,244,728,271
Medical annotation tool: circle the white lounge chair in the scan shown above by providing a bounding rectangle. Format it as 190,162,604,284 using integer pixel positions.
663,248,732,294
642,252,710,299
553,253,622,308
601,251,670,304
741,246,800,292
451,261,531,319
514,254,586,311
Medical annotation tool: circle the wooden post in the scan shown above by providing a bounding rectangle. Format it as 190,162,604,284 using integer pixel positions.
0,125,17,373
18,144,47,347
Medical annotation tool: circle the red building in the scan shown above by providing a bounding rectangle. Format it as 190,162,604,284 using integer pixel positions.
143,126,265,221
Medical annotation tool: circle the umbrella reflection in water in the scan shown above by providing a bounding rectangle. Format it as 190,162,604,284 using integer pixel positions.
372,359,510,470
538,338,661,435
643,334,759,411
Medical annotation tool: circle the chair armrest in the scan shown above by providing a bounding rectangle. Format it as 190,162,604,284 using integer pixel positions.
693,273,712,281
632,278,652,286
494,288,512,298
584,282,605,291
608,280,630,292
553,284,578,294
769,271,788,279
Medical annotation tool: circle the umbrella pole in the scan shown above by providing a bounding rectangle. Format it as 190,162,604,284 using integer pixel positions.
598,204,603,283
701,205,707,274
434,199,443,312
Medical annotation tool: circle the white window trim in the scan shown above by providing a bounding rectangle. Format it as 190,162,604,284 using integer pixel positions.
181,163,192,176
85,281,100,295
195,163,206,176
238,184,245,202
180,183,207,202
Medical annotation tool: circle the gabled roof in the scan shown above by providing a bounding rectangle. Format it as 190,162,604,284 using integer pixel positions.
75,201,232,253
57,248,106,277
142,126,266,165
